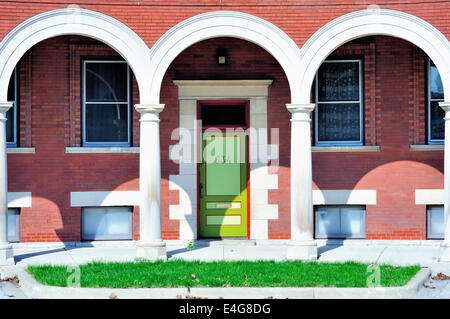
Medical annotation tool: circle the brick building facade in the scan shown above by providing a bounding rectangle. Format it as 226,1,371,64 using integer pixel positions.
0,1,450,264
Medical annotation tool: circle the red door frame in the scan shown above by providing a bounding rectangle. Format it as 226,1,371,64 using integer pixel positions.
196,100,251,239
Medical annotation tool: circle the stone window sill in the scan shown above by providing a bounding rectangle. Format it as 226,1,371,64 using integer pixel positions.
409,144,444,151
65,147,140,154
6,147,36,154
312,146,380,152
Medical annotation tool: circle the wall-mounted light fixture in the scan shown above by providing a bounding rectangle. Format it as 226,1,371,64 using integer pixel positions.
216,48,227,65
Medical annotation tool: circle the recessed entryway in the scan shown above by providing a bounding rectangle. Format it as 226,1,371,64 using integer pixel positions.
170,80,277,241
198,100,249,238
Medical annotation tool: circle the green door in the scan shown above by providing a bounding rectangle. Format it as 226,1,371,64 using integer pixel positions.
199,131,248,237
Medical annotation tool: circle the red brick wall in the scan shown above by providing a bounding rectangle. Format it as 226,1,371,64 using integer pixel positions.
2,2,447,241
0,1,449,55
8,36,141,242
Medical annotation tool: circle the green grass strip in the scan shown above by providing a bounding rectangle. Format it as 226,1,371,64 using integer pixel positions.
27,260,420,288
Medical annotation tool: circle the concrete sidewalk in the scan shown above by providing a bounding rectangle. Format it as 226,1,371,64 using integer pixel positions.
1,239,450,299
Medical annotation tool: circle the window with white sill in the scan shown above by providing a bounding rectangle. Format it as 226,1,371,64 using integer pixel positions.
315,60,363,146
82,60,131,146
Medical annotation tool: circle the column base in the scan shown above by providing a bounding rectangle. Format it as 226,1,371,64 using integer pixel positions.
439,242,450,262
136,241,167,261
286,240,318,261
0,243,14,266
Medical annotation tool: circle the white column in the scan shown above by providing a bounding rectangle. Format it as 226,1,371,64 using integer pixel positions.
439,102,450,262
286,103,317,260
0,102,14,265
135,104,167,261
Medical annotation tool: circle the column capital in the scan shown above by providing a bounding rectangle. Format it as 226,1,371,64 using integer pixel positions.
286,103,315,114
439,101,450,114
134,103,165,114
0,102,13,122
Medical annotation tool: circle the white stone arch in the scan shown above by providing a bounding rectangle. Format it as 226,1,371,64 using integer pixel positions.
298,8,450,104
0,7,152,102
148,10,302,103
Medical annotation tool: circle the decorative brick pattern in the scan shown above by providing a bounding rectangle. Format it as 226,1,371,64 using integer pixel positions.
410,46,426,145
18,51,32,147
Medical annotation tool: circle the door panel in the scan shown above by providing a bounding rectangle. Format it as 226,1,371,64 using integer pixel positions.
199,131,248,237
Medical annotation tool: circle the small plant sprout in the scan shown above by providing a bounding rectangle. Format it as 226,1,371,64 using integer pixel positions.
187,241,194,250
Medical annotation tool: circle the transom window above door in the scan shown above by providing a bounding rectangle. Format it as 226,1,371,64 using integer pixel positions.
199,101,248,128
82,60,131,146
315,60,363,146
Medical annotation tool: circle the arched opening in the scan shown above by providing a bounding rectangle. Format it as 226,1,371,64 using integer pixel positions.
0,8,151,103
5,34,142,243
147,11,302,104
305,21,448,244
160,37,290,240
298,8,450,104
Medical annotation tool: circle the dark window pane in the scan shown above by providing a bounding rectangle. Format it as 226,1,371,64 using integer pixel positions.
7,69,15,143
6,106,14,143
85,62,128,102
318,62,360,101
201,104,247,126
430,61,444,100
317,103,360,142
85,104,129,143
7,69,15,102
430,100,445,140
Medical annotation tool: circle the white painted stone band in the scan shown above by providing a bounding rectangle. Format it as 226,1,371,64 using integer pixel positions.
70,191,140,207
313,190,377,205
415,189,444,205
8,192,31,208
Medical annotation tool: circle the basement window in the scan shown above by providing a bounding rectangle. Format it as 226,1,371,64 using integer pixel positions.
82,207,133,241
315,206,366,239
427,205,444,239
7,208,20,242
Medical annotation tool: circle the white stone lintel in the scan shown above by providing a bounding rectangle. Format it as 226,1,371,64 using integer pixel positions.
313,189,377,205
173,80,273,99
8,192,32,208
70,191,140,207
415,189,444,205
